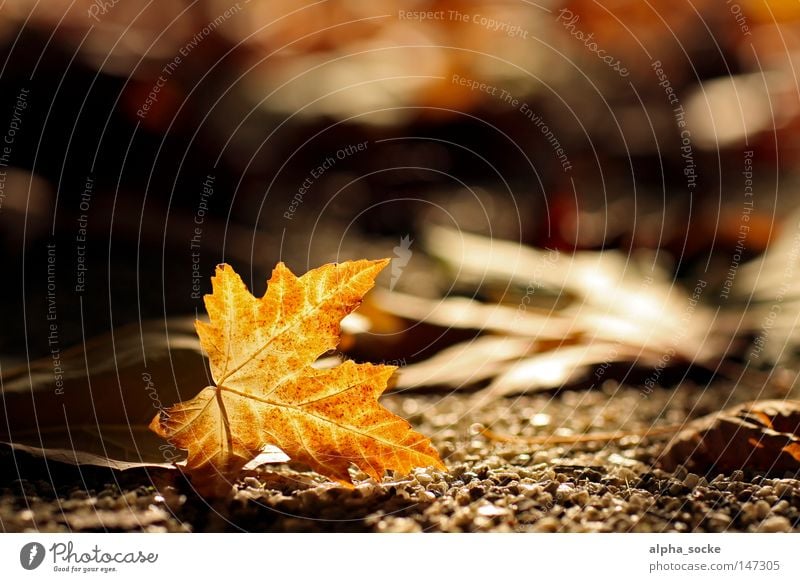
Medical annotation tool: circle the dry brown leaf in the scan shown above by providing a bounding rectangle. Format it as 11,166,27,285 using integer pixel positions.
149,260,444,487
659,400,800,474
0,318,207,469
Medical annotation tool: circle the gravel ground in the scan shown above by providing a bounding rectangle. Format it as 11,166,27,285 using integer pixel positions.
2,379,799,532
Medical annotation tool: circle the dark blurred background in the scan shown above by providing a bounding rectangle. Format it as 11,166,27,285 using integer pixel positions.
1,0,798,358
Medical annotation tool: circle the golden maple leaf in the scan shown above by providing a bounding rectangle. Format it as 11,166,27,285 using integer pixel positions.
149,259,444,485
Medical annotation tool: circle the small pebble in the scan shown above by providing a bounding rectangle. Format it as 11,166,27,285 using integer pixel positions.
572,490,590,506
532,516,562,532
683,473,700,489
772,500,789,514
414,471,433,486
243,477,262,489
755,500,772,520
758,516,792,533
668,483,684,496
477,504,506,518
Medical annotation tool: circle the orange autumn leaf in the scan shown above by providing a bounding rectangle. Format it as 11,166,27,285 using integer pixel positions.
149,259,444,486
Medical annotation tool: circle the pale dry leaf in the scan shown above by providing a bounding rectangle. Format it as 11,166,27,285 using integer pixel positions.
0,318,206,469
368,225,726,396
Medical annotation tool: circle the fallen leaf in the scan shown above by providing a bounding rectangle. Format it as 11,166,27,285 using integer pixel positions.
658,400,800,474
394,336,534,390
374,225,720,396
474,343,667,400
149,260,444,486
0,318,207,469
